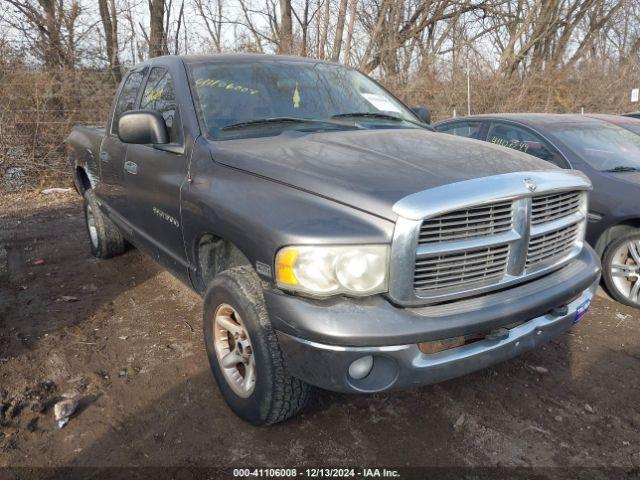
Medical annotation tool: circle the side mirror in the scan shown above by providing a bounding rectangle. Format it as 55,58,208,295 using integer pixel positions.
411,106,431,125
118,110,169,145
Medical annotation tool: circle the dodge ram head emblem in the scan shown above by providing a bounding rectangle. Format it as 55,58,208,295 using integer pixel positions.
523,178,537,192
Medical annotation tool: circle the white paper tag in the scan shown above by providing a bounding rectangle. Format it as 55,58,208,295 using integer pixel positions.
361,93,401,113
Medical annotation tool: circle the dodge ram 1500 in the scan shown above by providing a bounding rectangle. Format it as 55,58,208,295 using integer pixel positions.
67,54,601,425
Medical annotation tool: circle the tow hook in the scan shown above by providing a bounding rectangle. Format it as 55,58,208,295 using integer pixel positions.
550,305,569,317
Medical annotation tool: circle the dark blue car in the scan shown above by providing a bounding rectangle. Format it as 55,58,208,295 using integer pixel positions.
434,113,640,308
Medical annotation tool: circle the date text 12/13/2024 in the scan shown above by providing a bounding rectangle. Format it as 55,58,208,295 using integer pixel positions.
233,468,401,478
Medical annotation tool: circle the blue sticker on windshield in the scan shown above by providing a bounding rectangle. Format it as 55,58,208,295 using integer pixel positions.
574,299,591,324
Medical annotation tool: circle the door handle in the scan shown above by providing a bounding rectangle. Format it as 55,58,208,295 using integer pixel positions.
124,161,138,175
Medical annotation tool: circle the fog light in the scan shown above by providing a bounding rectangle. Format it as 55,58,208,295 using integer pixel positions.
348,355,374,380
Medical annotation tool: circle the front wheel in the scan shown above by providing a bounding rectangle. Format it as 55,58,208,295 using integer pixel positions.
602,231,640,308
203,266,311,425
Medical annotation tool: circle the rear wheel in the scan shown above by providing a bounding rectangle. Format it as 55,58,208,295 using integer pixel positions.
602,231,640,308
83,189,126,259
203,266,311,425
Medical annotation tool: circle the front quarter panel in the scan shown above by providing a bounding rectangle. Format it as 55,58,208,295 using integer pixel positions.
181,138,395,290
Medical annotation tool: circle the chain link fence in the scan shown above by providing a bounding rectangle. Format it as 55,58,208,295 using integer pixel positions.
0,68,117,192
1,60,639,193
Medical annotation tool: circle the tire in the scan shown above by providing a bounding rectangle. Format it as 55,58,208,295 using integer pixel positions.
83,189,126,259
203,266,311,425
602,231,640,308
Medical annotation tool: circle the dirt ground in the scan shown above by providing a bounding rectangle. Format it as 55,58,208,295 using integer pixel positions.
1,191,640,476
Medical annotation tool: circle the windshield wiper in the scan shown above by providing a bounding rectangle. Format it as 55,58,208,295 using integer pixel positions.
221,117,352,131
603,166,639,172
331,112,404,121
331,112,428,128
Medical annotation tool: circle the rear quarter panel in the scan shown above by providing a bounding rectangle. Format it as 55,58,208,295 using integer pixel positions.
66,126,105,191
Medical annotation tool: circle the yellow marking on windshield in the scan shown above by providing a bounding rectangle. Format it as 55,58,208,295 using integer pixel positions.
195,78,259,95
144,88,164,102
293,80,300,109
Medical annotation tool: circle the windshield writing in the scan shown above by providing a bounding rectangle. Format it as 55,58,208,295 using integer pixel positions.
189,61,419,139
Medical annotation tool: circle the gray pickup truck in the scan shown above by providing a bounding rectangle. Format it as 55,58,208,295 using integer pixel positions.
66,54,601,425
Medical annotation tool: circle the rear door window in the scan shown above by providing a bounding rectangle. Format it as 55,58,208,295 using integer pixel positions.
436,121,486,140
111,70,146,135
140,67,183,144
487,122,567,167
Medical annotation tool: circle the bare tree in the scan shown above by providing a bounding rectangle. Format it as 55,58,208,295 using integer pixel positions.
298,0,311,56
318,0,330,58
98,0,121,83
279,0,293,53
343,0,359,64
6,0,81,69
231,0,279,52
331,0,349,61
494,0,624,75
174,0,185,54
358,0,491,75
148,0,167,57
194,0,224,52
291,0,323,56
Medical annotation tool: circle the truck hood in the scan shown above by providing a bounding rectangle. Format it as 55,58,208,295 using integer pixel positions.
208,128,554,220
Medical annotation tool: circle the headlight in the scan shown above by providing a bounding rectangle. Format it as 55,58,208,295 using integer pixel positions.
275,245,389,297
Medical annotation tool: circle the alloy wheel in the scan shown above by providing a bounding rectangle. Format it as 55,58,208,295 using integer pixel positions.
213,303,257,398
610,240,640,305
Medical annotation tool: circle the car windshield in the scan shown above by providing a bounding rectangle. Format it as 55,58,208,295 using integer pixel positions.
188,60,421,139
619,122,640,135
553,122,640,171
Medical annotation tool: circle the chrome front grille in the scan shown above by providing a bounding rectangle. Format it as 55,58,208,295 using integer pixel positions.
410,194,585,296
389,171,592,306
526,223,579,269
419,202,512,244
414,244,509,292
531,191,581,225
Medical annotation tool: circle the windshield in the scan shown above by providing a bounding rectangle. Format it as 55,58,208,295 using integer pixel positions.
619,122,640,136
553,123,640,171
188,60,421,139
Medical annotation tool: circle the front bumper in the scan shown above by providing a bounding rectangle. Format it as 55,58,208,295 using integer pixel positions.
266,245,601,393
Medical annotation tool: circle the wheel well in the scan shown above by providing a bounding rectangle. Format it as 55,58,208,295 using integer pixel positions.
196,234,252,291
76,167,91,194
595,220,640,256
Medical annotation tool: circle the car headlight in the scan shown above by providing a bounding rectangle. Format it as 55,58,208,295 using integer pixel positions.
275,245,389,297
